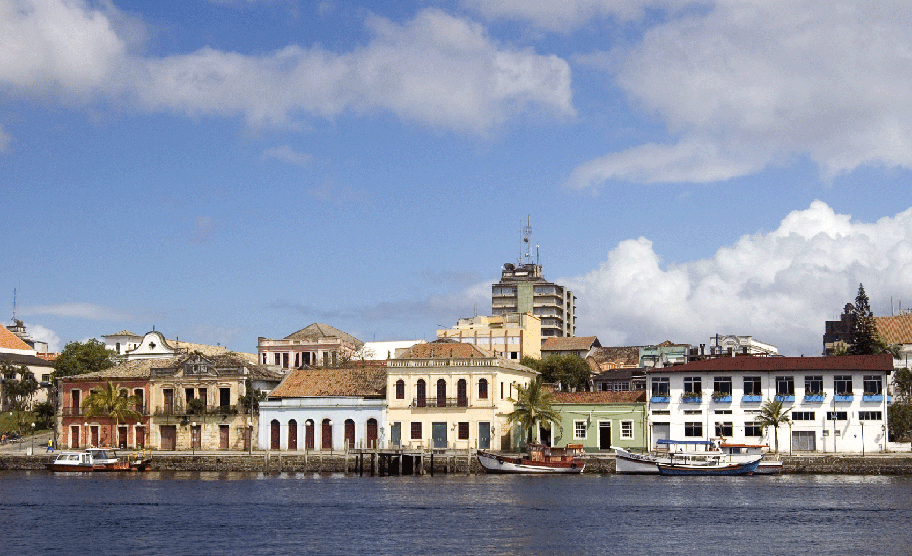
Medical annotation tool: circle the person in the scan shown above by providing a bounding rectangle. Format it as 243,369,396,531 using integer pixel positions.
46,439,53,452
1,433,6,445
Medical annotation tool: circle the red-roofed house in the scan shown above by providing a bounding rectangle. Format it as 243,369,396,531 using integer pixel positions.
550,390,647,452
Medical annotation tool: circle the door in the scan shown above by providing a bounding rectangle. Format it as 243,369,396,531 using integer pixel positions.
288,420,298,450
118,426,128,449
271,420,280,450
161,425,176,450
71,426,80,449
191,425,202,449
90,426,99,447
219,425,229,449
478,422,491,450
432,422,447,449
163,389,174,413
305,421,315,450
344,419,355,450
599,421,612,450
135,426,145,449
653,422,670,449
366,419,378,449
321,419,333,450
391,422,401,447
792,430,816,451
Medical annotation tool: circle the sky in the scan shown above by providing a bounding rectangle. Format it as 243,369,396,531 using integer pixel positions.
2,0,912,357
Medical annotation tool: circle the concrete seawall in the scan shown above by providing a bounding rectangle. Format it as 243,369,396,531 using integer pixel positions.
5,453,912,474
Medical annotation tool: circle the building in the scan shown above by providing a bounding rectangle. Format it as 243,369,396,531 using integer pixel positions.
646,354,894,454
0,325,52,408
588,346,645,392
874,313,912,370
6,319,49,354
362,340,426,360
436,312,541,360
540,336,600,359
550,390,647,452
258,323,363,373
707,335,778,356
823,304,856,355
258,366,387,451
385,341,538,451
102,329,256,362
639,341,690,368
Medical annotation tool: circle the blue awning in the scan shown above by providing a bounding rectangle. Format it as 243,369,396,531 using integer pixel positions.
657,439,715,446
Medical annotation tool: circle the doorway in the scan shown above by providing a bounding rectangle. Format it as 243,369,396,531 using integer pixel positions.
598,421,612,450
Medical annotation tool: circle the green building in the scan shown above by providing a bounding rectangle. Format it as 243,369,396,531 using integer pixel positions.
549,391,647,452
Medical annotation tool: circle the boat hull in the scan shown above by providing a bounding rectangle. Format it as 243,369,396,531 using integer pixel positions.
657,458,760,476
476,451,584,474
615,448,661,474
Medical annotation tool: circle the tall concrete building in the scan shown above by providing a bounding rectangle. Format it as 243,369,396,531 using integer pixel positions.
491,217,576,342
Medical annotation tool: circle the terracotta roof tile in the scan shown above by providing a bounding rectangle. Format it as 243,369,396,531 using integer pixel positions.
541,336,599,352
646,354,894,373
551,390,646,403
0,327,33,352
268,366,387,398
0,352,54,368
875,314,912,345
399,342,493,359
588,346,642,368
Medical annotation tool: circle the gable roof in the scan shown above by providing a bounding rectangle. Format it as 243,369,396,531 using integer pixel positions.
0,352,54,368
283,323,363,348
268,366,387,398
0,326,33,352
551,390,646,404
875,314,912,345
647,354,894,373
541,336,600,352
59,357,177,381
102,330,140,338
399,341,494,359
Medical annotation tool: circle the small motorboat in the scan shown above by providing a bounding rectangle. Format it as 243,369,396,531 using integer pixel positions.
477,443,585,474
718,442,783,474
45,448,152,472
615,439,718,474
656,453,761,476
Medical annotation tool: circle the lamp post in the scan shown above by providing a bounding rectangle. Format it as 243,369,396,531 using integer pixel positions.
30,422,35,455
247,418,253,455
191,422,197,456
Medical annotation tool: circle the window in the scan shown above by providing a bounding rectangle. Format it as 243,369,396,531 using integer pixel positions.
395,380,405,400
805,375,823,395
410,422,422,440
653,410,671,415
744,376,762,396
713,376,732,395
457,379,467,407
684,422,702,437
683,410,702,415
478,378,488,399
185,388,194,403
416,380,426,407
684,376,701,395
651,377,669,397
863,375,883,395
458,422,469,440
775,376,795,396
792,411,815,421
714,410,732,415
274,353,280,365
834,375,853,395
436,379,447,407
859,411,883,421
621,421,633,439
745,422,761,436
714,422,733,436
574,420,587,440
826,411,848,421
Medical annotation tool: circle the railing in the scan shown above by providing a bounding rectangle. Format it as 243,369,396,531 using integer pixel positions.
153,404,240,416
412,397,469,408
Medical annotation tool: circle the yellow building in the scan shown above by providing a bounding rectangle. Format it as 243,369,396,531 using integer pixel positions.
386,341,538,451
435,312,541,360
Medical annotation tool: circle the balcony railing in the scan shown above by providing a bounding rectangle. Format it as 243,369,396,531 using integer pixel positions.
153,404,240,416
61,405,150,416
412,397,469,408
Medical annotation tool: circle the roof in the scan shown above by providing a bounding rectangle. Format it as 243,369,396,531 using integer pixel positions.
551,390,646,403
60,358,177,381
0,352,54,368
0,326,33,352
102,330,140,338
283,323,364,348
268,366,387,398
875,314,912,345
646,354,894,373
399,341,494,359
587,346,642,368
592,368,644,381
541,336,600,352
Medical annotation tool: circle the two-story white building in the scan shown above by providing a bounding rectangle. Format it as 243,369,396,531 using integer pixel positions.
646,354,894,454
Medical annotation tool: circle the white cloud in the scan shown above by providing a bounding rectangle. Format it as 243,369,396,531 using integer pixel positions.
463,0,694,32
262,145,312,166
20,302,136,321
0,124,10,151
564,201,912,355
569,1,912,186
24,323,62,352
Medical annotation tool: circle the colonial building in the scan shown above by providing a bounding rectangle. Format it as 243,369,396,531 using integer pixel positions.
257,323,363,373
0,325,52,408
258,366,387,451
588,346,645,392
550,390,647,452
437,312,541,360
102,329,255,362
646,354,894,454
386,341,538,451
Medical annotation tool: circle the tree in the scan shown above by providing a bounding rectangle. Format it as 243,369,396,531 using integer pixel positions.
521,354,591,391
506,376,561,450
1,362,39,433
82,382,141,448
757,399,792,453
52,339,120,380
33,401,55,430
889,367,912,442
238,379,267,414
850,284,879,355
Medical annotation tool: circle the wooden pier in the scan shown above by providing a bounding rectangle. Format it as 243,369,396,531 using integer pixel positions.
348,448,476,476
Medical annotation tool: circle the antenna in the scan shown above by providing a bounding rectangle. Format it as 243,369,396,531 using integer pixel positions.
518,215,533,266
11,287,17,321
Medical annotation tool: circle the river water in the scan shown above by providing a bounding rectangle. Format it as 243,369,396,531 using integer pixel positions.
2,471,910,555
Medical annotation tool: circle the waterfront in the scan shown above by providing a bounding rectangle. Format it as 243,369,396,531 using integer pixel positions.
2,472,911,555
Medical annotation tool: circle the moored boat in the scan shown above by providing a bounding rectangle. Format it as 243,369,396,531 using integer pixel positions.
656,454,761,476
477,443,585,474
45,448,152,472
718,442,782,474
615,439,717,474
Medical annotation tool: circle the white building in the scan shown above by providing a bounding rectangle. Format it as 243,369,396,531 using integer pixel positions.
707,334,779,356
646,354,893,454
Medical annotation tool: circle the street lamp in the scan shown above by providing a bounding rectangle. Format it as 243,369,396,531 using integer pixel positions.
191,422,197,456
30,422,35,455
247,418,253,455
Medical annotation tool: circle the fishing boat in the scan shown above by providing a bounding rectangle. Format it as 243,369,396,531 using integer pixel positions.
477,443,585,474
656,453,761,476
718,442,782,474
45,448,152,472
615,439,717,474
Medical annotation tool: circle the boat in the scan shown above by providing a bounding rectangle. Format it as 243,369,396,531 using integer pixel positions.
477,443,585,474
656,453,762,476
718,442,782,474
615,439,717,474
45,448,152,472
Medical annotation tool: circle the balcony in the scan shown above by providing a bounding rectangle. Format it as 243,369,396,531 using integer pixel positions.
711,395,733,403
775,395,795,402
803,394,826,402
650,396,670,403
412,397,469,409
62,405,150,416
834,394,854,402
863,394,883,402
681,394,702,404
742,395,762,402
153,404,239,417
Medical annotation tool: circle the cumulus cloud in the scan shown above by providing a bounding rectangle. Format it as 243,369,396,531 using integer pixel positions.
20,302,137,321
563,201,912,355
567,0,912,187
24,323,62,352
262,145,312,166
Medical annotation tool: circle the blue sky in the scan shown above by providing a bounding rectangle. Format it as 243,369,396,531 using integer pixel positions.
2,0,912,356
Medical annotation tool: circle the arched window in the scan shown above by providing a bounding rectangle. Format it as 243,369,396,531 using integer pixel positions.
457,379,467,407
321,419,333,450
395,379,405,400
478,378,488,399
366,418,378,449
288,419,297,450
344,419,355,450
416,379,426,407
270,419,280,450
437,379,447,407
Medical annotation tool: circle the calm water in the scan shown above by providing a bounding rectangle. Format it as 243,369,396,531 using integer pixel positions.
2,471,911,555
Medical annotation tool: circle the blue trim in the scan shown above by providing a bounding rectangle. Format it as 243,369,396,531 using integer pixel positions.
775,395,795,402
742,395,762,402
712,396,732,403
834,395,854,402
803,395,825,402
650,396,671,403
682,397,702,403
657,439,715,446
863,395,883,402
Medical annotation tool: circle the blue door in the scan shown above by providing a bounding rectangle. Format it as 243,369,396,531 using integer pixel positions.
391,422,401,447
432,422,447,449
478,422,491,450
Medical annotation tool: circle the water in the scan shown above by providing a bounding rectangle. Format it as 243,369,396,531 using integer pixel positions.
2,472,911,555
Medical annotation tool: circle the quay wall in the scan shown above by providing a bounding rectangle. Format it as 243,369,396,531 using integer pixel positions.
4,453,912,474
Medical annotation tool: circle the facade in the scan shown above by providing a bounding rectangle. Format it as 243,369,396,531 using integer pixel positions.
386,341,538,451
588,346,645,392
540,336,600,359
0,325,52,408
257,323,363,373
362,340,426,360
646,354,894,454
639,341,690,368
550,390,647,452
436,312,541,360
492,263,576,340
102,329,255,362
6,319,49,354
823,304,856,355
707,334,779,356
258,366,387,451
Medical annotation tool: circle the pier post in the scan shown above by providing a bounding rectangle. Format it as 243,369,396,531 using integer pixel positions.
430,452,434,476
370,452,375,476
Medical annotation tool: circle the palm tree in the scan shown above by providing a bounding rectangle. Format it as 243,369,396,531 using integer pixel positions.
82,382,142,448
757,399,792,453
506,376,561,451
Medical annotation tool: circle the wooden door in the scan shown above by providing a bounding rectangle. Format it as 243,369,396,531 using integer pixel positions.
270,420,280,450
366,419,378,449
219,425,229,449
321,420,332,450
599,421,611,450
135,426,145,449
288,420,298,450
436,379,447,407
191,425,202,449
71,426,80,449
161,425,177,450
163,389,174,413
344,419,355,450
305,421,314,450
118,426,128,448
90,426,99,447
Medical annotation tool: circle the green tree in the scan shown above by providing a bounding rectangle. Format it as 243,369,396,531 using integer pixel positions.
52,339,120,380
506,376,561,450
521,354,591,391
33,401,55,430
889,367,912,442
850,284,879,355
1,362,39,433
82,382,142,448
757,399,792,453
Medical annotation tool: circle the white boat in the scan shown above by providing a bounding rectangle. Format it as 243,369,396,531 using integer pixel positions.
477,444,585,474
657,453,762,476
45,449,151,472
718,442,782,474
615,440,717,474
